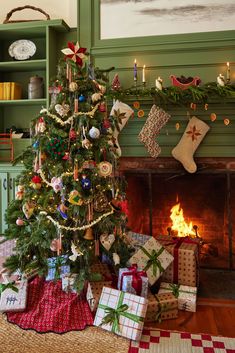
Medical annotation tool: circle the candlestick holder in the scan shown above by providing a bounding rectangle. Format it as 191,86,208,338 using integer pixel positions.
226,77,231,85
142,81,146,89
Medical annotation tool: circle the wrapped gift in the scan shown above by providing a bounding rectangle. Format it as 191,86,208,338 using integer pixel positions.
145,292,178,322
129,237,173,286
126,231,151,250
118,264,148,298
158,282,197,312
61,273,78,293
90,262,112,281
86,281,112,312
0,279,27,312
156,235,200,287
94,286,148,341
46,255,70,281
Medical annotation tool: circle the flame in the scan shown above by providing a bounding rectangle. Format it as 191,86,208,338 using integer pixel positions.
170,202,195,237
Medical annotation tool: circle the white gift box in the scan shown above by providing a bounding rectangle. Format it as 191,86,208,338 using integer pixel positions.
158,282,197,312
118,266,148,298
129,237,174,286
0,279,27,312
94,286,148,341
61,274,77,293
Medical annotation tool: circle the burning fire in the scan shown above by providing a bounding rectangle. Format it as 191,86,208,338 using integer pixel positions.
170,202,196,237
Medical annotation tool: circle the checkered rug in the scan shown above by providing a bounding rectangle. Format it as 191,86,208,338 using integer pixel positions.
129,328,235,353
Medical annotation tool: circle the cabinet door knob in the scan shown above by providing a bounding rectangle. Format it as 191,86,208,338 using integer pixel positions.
3,178,7,190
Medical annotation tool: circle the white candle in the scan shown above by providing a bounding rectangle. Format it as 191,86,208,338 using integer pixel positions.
142,65,146,83
226,62,230,81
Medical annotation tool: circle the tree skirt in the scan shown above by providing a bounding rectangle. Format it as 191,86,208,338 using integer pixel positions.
6,276,94,333
129,328,235,353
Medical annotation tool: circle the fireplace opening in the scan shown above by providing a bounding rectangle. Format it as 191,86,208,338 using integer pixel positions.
125,171,235,271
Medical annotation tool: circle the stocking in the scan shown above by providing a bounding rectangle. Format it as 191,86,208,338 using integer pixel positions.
171,116,210,173
110,100,134,156
138,105,170,158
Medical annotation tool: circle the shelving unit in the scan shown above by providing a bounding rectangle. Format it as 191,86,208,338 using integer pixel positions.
0,19,70,154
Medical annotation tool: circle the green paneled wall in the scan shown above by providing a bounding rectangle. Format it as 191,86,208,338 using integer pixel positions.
77,0,235,158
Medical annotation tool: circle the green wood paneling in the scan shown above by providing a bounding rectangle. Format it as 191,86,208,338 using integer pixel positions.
78,0,235,158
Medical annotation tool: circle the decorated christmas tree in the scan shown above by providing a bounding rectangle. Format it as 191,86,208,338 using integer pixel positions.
3,42,133,291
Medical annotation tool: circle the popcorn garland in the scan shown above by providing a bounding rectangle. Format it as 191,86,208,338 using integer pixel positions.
40,103,100,127
39,169,73,187
39,207,114,232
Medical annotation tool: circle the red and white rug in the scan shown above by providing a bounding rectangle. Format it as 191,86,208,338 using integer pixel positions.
129,328,235,353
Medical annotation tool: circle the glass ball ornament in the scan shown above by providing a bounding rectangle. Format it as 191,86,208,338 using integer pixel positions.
16,217,24,226
32,140,39,149
79,94,86,102
69,81,78,92
89,126,100,139
81,175,91,190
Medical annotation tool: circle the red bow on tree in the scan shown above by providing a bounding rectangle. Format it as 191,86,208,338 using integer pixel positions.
61,42,87,67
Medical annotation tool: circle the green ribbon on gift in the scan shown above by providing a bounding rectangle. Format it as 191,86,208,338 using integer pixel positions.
154,295,169,323
141,247,165,277
161,284,196,298
98,291,144,333
0,282,19,296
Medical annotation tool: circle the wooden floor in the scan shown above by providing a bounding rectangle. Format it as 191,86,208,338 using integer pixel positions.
146,297,235,337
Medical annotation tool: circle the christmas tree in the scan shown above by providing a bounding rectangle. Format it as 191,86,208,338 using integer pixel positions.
3,42,132,291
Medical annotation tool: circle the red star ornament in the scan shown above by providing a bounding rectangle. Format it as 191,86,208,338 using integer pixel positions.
186,124,202,141
61,42,87,66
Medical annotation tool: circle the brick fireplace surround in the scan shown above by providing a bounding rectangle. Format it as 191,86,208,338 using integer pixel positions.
120,157,235,272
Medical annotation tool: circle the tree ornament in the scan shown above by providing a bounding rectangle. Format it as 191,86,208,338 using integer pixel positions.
69,81,78,92
84,227,94,240
93,192,109,212
99,102,106,112
69,241,83,261
172,116,210,173
82,138,92,149
16,185,25,200
55,103,70,117
57,203,68,220
51,177,63,193
46,137,66,159
16,217,24,226
78,94,85,102
81,175,91,190
89,126,100,139
224,118,230,125
68,190,83,205
111,73,121,90
98,84,106,94
50,238,60,252
102,118,111,129
91,92,102,103
69,128,77,140
138,105,171,158
62,151,70,160
82,160,96,169
48,85,62,106
175,122,180,130
61,41,87,66
100,233,115,251
32,140,39,149
113,253,120,265
97,161,113,177
22,201,35,219
35,117,46,134
31,175,42,190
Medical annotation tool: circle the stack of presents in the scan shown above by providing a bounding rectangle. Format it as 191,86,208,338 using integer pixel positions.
0,232,200,341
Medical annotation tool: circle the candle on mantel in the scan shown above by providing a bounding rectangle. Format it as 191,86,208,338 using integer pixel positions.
134,59,137,81
226,62,230,82
142,65,146,83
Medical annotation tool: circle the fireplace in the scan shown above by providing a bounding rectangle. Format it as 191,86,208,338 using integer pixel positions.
120,157,235,271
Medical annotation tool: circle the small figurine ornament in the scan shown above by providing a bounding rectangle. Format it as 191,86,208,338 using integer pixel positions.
155,77,163,91
217,73,225,87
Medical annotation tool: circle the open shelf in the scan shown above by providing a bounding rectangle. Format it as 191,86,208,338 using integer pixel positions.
0,98,47,106
0,59,47,72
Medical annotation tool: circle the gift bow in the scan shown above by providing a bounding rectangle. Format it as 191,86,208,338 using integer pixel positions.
0,282,19,296
161,283,197,298
154,295,169,323
120,264,147,295
99,291,144,333
141,247,165,276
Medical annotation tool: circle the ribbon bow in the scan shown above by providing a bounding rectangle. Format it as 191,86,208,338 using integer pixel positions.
169,283,180,298
141,247,165,276
120,264,147,295
99,291,144,333
0,282,19,296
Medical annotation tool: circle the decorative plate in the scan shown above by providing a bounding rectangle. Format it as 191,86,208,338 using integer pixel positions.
8,39,36,61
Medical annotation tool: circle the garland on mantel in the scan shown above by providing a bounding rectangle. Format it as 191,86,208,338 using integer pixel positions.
107,82,235,106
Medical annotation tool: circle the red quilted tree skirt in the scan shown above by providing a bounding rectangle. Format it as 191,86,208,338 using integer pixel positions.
6,276,94,333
